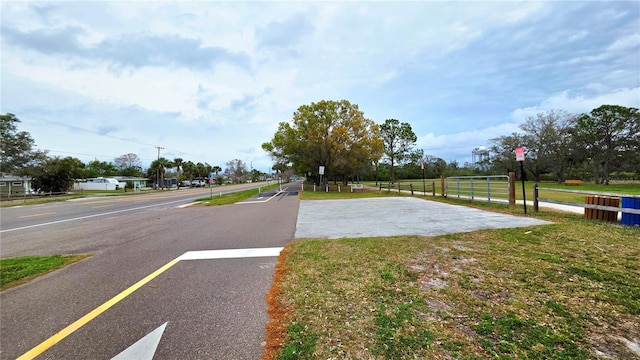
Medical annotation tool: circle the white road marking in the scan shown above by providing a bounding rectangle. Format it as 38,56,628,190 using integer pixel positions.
1,198,199,233
112,322,167,360
178,247,283,260
17,246,283,358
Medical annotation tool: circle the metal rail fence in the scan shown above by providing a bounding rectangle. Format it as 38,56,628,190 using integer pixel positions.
533,185,640,226
445,175,511,203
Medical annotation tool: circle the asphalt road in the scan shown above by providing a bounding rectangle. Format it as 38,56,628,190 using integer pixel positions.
0,182,301,359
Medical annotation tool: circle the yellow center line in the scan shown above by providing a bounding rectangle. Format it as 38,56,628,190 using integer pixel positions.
19,212,56,219
16,258,181,360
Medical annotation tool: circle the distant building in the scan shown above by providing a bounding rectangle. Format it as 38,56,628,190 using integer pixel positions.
74,177,127,191
0,175,33,198
472,146,491,170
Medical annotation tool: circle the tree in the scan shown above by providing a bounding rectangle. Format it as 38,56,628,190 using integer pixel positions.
173,157,184,181
422,154,447,178
225,159,248,183
182,161,196,183
31,156,84,193
379,119,417,183
574,105,640,184
0,113,48,175
519,110,575,182
262,100,383,186
84,160,118,178
114,153,143,175
209,165,222,184
147,157,172,188
489,132,526,176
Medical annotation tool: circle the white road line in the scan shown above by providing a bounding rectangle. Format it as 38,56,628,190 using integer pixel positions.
178,247,283,260
1,198,198,233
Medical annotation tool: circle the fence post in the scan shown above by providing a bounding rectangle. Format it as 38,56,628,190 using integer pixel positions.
410,184,414,195
508,172,516,206
470,178,474,200
441,177,445,197
397,182,401,194
432,181,436,197
533,183,539,212
487,177,491,202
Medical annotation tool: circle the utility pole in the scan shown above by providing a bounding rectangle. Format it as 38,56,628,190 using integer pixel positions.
155,146,164,189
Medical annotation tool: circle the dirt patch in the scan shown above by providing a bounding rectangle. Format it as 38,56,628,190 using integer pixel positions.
261,245,291,360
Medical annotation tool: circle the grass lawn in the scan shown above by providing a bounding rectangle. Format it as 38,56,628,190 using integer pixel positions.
0,255,90,290
264,196,640,359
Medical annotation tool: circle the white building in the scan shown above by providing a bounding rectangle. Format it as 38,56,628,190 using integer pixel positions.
74,177,127,191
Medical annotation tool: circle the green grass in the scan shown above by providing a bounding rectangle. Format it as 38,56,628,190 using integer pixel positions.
197,184,281,205
0,255,90,290
267,202,640,359
301,188,411,200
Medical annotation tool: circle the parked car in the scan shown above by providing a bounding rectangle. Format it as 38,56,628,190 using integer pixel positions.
191,180,206,187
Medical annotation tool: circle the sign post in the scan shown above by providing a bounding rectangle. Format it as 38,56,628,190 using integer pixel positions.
209,172,214,199
319,166,325,192
515,147,527,214
421,161,426,195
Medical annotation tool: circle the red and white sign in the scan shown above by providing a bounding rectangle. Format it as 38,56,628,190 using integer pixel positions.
515,147,525,162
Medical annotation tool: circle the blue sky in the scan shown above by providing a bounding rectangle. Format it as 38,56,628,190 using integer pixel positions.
1,1,638,172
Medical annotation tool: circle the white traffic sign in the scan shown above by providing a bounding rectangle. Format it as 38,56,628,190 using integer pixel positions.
515,147,525,162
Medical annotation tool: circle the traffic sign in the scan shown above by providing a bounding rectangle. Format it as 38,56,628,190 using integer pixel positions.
515,147,525,162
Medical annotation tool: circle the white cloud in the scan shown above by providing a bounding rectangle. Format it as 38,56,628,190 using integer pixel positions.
511,87,640,121
1,1,638,172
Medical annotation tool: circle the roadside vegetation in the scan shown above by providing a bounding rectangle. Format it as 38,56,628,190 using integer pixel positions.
0,255,90,290
196,183,281,206
263,194,640,359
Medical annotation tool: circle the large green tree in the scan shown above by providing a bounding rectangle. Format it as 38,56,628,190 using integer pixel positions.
84,160,118,178
262,100,383,185
31,156,85,193
0,113,48,175
575,105,640,184
379,119,417,183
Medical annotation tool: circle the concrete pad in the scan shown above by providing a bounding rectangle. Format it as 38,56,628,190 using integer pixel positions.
295,197,552,239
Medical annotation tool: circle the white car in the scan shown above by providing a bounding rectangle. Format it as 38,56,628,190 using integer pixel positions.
191,180,206,187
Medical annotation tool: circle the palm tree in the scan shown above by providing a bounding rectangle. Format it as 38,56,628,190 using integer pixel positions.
156,157,173,189
173,157,184,183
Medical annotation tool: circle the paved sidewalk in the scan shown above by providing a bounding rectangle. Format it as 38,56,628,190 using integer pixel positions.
295,197,552,239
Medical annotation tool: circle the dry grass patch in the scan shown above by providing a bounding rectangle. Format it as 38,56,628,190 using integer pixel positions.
265,211,639,359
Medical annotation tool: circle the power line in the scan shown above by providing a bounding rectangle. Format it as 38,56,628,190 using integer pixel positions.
21,112,198,160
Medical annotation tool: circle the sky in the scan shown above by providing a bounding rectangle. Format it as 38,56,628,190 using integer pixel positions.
1,1,639,173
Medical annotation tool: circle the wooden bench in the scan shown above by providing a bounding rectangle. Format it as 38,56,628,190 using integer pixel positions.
564,179,582,186
350,184,364,192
